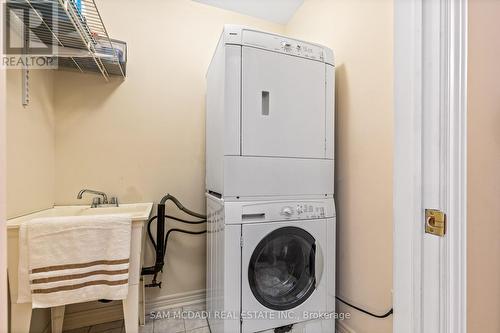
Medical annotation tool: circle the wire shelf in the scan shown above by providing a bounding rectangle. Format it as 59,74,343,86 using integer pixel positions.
7,0,126,80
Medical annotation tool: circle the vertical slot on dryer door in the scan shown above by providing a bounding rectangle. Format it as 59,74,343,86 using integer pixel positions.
262,91,270,116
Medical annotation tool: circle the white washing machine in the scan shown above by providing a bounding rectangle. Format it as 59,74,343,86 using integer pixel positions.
206,25,335,200
206,195,336,333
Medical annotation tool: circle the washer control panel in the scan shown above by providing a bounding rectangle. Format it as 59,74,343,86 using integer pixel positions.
280,203,327,219
228,198,335,224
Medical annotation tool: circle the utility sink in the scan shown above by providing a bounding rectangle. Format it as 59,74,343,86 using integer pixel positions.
7,202,153,333
7,203,153,229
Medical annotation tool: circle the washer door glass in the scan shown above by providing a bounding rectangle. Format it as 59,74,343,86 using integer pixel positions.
248,226,316,311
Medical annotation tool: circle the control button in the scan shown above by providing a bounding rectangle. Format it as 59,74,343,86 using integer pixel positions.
282,41,292,48
296,205,303,214
281,206,293,217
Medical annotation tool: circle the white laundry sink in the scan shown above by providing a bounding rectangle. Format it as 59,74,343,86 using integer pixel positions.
7,203,153,229
7,203,153,333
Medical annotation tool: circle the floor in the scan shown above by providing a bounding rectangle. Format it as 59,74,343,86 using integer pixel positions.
63,302,209,333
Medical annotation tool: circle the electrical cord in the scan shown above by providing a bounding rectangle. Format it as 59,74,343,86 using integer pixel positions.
144,195,391,317
336,296,393,319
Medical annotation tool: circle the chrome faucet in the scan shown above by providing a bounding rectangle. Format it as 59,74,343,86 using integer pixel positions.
77,189,118,208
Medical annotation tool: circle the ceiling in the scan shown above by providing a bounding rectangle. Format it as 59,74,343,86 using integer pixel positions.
192,0,304,24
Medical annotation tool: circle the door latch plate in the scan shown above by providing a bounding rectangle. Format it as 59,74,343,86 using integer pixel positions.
425,209,446,236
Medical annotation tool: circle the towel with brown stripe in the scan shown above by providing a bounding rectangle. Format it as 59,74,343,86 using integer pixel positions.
18,214,132,308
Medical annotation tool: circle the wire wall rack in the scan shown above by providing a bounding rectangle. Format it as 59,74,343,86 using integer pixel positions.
7,0,127,80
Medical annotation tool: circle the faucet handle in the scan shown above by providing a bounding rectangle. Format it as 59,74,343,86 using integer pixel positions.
91,197,102,208
110,197,119,207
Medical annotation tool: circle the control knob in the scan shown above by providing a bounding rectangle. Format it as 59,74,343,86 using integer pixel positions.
281,206,293,217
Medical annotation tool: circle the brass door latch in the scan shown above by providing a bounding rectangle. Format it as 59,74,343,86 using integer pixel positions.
425,209,446,237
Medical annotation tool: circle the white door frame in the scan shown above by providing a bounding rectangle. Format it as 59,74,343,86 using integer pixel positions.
394,0,467,332
0,0,8,331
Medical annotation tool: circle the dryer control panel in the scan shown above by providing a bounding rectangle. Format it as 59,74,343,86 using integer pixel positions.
221,25,334,65
241,29,328,63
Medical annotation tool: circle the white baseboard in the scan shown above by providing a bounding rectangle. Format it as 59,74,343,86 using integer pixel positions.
336,320,356,333
146,289,206,313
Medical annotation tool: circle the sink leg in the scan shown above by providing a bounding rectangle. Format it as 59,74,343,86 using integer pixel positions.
11,302,32,333
139,278,145,326
123,284,139,333
51,305,65,333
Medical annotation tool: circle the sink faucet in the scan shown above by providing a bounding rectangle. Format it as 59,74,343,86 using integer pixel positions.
77,189,119,208
77,189,108,204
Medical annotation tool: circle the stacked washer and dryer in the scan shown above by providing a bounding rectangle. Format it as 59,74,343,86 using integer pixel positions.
206,25,336,333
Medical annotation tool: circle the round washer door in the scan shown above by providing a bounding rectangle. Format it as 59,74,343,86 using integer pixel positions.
248,226,317,311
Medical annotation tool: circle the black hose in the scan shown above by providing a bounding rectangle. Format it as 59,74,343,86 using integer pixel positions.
155,204,166,276
146,227,206,288
147,215,158,249
163,228,207,254
147,215,206,249
142,194,207,287
160,194,207,219
165,214,206,224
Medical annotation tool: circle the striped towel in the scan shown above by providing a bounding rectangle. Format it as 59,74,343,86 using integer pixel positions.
18,214,132,308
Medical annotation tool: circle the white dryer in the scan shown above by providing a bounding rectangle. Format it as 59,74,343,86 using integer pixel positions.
206,25,335,200
206,196,336,333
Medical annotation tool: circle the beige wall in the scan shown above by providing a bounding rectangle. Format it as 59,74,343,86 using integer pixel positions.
6,0,394,328
1,6,8,329
468,1,500,332
286,1,393,332
6,70,55,332
53,0,284,300
6,70,55,219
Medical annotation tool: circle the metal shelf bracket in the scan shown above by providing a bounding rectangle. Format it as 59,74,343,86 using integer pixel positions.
22,65,29,106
